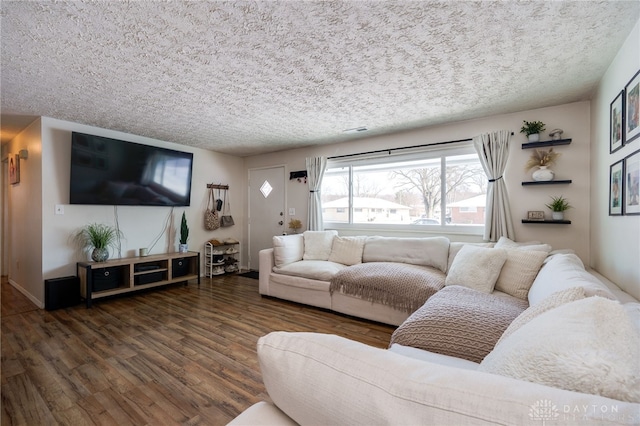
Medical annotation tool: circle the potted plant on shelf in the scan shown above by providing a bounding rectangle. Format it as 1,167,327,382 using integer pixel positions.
288,218,302,234
520,120,546,143
74,223,122,262
179,212,189,253
545,195,571,221
525,148,560,181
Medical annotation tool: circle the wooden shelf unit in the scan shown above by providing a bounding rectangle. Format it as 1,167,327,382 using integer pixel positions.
77,251,200,307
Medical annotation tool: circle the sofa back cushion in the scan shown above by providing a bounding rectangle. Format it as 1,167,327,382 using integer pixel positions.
527,253,615,306
302,230,338,261
273,234,304,267
362,236,450,273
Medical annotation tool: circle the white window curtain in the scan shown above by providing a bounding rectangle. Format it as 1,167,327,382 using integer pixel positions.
306,156,327,231
473,131,514,242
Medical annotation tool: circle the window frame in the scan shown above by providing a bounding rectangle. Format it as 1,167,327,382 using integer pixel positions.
322,142,485,236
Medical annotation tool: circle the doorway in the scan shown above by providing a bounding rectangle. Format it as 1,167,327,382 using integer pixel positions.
248,166,285,270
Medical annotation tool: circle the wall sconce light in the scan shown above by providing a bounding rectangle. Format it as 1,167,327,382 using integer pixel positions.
18,149,28,159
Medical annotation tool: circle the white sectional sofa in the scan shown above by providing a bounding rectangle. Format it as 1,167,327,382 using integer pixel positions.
231,232,640,425
260,231,458,326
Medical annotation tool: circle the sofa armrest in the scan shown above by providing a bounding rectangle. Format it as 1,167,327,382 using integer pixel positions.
259,248,275,295
258,332,640,425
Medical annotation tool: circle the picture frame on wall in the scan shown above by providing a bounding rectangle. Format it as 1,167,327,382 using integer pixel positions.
624,149,640,215
625,69,640,144
9,154,20,185
609,160,624,216
610,90,624,153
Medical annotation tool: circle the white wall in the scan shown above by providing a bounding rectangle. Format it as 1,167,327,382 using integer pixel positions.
7,117,246,307
3,119,44,307
590,18,640,300
246,102,592,261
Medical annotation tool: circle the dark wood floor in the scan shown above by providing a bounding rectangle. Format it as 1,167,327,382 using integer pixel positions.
1,275,395,425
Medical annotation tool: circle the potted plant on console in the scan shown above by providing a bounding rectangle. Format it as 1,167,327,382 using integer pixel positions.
179,212,189,253
520,120,546,143
74,223,122,262
545,195,571,221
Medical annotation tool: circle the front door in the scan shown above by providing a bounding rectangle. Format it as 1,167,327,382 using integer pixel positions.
248,166,285,270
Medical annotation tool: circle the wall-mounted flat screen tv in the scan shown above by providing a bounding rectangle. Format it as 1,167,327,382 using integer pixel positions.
70,132,193,206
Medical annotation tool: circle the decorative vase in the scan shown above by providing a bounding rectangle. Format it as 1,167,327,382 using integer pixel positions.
532,166,555,182
91,247,109,262
528,133,540,142
179,243,188,253
552,211,564,221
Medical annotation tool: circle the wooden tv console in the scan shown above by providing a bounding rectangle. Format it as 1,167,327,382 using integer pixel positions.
77,251,200,308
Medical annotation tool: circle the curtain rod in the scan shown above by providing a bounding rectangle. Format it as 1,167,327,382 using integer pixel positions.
328,132,514,160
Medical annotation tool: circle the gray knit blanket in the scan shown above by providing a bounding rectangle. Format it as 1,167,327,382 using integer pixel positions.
329,262,445,313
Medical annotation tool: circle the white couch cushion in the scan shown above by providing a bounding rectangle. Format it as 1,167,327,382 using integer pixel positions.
527,253,615,306
257,331,640,425
227,401,297,426
494,236,552,253
494,249,548,300
302,230,338,261
328,236,366,266
445,245,507,293
479,297,640,403
362,236,450,272
273,260,346,282
388,343,480,371
272,234,304,267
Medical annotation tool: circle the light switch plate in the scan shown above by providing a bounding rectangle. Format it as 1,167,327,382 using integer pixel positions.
289,208,295,215
55,204,64,215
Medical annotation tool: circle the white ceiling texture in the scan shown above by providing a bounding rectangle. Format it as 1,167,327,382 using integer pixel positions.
2,1,639,156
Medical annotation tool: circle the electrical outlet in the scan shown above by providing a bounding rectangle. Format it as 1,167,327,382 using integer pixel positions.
55,204,64,215
289,208,295,215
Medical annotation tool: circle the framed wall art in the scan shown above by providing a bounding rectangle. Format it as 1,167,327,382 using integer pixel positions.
609,160,623,216
610,90,624,153
625,69,640,144
9,154,20,185
624,149,640,215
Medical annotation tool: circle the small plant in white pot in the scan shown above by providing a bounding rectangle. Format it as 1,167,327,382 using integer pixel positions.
179,212,189,252
74,223,122,262
545,195,571,221
520,120,546,143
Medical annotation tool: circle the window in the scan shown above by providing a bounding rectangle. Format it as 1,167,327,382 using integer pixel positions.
321,143,486,230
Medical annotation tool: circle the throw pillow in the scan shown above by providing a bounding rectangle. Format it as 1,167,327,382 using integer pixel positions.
328,236,366,266
272,234,304,267
497,286,585,345
479,297,640,403
389,286,528,363
302,230,338,261
447,242,495,273
494,250,548,300
445,245,507,293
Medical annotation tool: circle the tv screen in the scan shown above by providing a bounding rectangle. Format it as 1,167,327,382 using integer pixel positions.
70,132,193,206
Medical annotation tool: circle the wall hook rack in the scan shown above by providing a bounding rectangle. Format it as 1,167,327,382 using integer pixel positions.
207,183,229,190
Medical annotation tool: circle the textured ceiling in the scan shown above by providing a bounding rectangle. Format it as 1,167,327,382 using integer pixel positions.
1,1,639,156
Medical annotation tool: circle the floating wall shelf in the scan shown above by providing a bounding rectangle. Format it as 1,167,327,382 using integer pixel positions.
521,138,572,149
521,180,572,186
